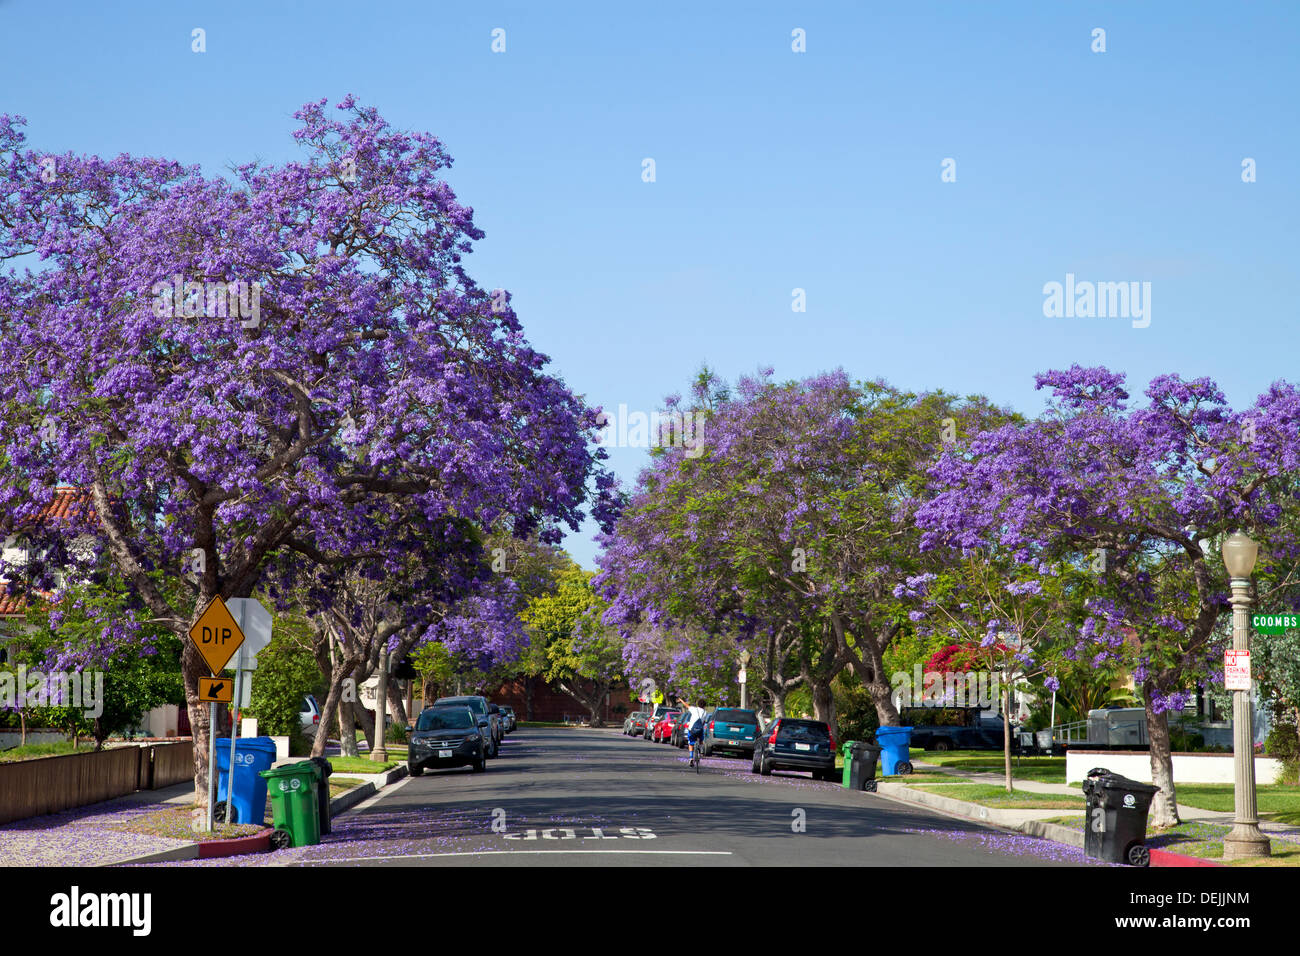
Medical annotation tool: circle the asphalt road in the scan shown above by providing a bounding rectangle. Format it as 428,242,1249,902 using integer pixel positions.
286,727,1097,867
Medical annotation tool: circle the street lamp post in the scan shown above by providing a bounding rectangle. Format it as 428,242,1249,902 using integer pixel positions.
1221,531,1271,860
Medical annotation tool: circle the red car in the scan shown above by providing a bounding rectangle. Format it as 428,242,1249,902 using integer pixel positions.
650,710,681,742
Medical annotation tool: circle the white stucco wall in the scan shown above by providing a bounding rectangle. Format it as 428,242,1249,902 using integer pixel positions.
1067,749,1283,785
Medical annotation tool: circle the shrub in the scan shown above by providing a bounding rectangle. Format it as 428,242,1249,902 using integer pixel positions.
1266,721,1299,760
385,721,408,745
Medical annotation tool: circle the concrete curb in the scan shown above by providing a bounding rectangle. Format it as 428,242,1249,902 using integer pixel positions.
199,829,271,858
108,843,200,866
329,764,408,816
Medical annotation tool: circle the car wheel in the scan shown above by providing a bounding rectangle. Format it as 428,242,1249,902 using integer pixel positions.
701,741,712,758
934,740,952,752
760,756,772,776
751,751,762,773
473,755,486,773
408,761,423,776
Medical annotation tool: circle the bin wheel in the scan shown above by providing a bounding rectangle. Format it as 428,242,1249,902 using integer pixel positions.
212,802,228,823
896,761,914,776
864,780,878,793
269,829,293,851
1127,844,1150,867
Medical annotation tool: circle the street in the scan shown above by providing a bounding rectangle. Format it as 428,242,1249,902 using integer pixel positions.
279,728,1094,867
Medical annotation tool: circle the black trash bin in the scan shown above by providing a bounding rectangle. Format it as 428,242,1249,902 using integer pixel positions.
309,756,333,835
841,741,883,792
1082,767,1160,866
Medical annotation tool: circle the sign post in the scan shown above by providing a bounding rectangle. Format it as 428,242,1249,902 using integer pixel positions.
187,597,246,832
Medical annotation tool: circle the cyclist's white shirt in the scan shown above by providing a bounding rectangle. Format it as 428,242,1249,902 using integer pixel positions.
686,706,707,727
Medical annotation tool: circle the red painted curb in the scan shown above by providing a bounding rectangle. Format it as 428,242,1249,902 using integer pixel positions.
197,827,272,858
1149,847,1223,868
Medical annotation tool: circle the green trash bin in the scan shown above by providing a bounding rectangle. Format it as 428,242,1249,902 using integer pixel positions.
259,761,322,849
841,740,882,792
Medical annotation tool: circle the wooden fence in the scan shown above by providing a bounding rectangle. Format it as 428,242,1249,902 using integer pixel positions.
0,742,194,826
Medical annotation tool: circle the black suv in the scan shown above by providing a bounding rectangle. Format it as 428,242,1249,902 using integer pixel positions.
408,705,488,775
751,718,837,781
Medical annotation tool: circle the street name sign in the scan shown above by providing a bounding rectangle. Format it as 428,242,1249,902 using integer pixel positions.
188,597,245,675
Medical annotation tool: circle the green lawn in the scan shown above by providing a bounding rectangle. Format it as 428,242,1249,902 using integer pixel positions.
328,777,366,798
915,750,1067,784
1172,784,1300,825
325,756,399,775
0,740,83,762
909,783,1084,810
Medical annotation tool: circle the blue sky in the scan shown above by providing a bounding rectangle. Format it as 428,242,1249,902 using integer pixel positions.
2,1,1297,568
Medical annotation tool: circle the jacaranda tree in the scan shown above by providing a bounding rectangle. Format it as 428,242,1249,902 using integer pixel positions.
0,98,613,809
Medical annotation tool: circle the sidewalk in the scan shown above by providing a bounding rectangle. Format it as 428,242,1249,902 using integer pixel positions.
902,760,1300,842
0,783,198,867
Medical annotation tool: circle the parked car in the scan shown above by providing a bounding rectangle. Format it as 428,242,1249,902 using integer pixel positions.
751,718,837,780
900,706,1004,752
644,704,671,740
408,705,487,775
500,705,517,732
300,694,321,738
434,696,499,757
630,712,650,736
488,703,506,743
650,710,681,743
669,711,694,748
703,707,760,757
623,711,646,734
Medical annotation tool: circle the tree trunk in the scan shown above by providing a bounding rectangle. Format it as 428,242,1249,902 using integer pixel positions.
811,678,837,738
834,616,901,727
351,698,376,752
557,679,607,726
182,640,212,809
524,675,538,721
1145,691,1180,827
338,697,358,758
311,659,357,758
387,677,408,727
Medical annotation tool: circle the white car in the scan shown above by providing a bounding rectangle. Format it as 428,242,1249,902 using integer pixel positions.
299,694,321,737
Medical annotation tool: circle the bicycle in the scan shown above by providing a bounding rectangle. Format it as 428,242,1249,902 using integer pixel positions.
687,732,702,772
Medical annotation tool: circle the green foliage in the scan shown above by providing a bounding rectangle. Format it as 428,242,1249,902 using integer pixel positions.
385,720,408,744
832,672,879,742
1266,721,1299,760
246,621,323,737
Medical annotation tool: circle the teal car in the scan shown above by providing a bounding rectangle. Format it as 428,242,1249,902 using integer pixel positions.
702,707,761,757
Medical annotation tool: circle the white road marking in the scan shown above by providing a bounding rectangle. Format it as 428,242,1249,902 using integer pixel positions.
296,849,732,863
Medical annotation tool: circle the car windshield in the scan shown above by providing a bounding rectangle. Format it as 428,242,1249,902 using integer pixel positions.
417,708,474,732
437,697,485,716
778,720,830,741
714,709,757,724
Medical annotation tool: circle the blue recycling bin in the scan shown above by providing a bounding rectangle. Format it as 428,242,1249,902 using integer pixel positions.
215,737,278,824
875,726,914,776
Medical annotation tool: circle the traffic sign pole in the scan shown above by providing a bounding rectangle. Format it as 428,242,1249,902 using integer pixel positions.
226,667,242,826
206,702,216,832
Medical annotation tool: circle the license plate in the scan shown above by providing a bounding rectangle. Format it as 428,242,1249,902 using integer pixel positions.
730,727,741,732
795,743,811,751
438,750,452,758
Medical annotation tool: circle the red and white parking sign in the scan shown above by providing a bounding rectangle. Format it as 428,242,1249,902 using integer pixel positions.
1225,650,1252,691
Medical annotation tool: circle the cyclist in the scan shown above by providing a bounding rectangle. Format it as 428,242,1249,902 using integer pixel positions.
678,696,709,766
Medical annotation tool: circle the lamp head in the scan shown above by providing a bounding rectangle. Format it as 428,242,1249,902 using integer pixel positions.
1222,531,1259,579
